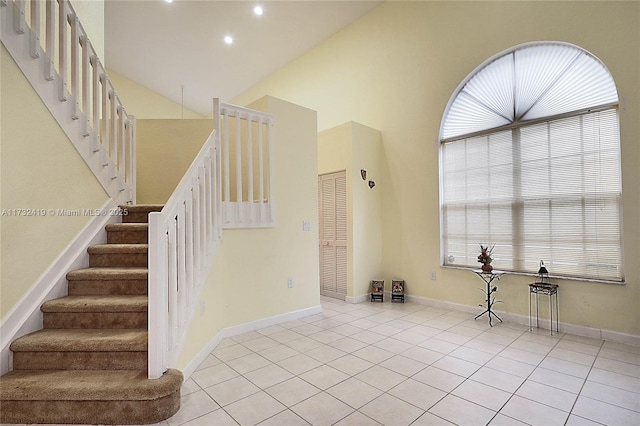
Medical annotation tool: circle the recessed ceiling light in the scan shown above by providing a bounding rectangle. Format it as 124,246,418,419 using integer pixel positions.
224,35,234,45
253,5,263,16
165,0,173,3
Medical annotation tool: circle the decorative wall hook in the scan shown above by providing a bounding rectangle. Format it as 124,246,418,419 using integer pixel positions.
361,169,367,180
368,180,376,189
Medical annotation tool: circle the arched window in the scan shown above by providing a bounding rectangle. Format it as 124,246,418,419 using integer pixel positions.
439,41,623,282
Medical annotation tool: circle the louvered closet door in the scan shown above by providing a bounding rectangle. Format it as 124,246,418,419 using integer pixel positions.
319,171,347,300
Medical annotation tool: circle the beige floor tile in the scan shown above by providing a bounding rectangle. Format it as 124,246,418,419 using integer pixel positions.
230,331,264,344
352,345,395,364
304,344,347,363
469,366,525,393
599,348,640,366
191,363,239,389
402,345,444,365
388,377,447,410
256,409,309,426
587,367,640,393
167,390,220,426
464,338,507,355
449,346,495,365
452,379,512,411
373,337,414,354
515,380,578,412
428,394,496,426
204,375,261,407
290,323,325,336
564,414,605,426
528,367,585,393
355,365,407,391
350,329,388,344
276,353,323,375
213,344,254,362
265,376,321,407
593,357,640,378
285,336,324,352
500,395,569,425
580,380,640,412
420,337,460,354
540,356,592,379
434,331,473,345
499,346,545,365
244,364,294,389
328,336,369,353
432,355,482,378
269,329,304,344
331,323,365,336
290,392,354,426
326,377,383,409
181,378,202,396
412,366,466,393
225,353,272,375
327,353,375,376
359,393,425,426
180,408,239,426
224,391,286,426
310,329,344,344
196,354,222,370
240,336,280,352
488,413,528,425
548,347,597,366
333,411,382,426
298,364,350,390
379,354,428,377
572,396,640,426
485,355,536,378
257,344,299,363
411,411,456,425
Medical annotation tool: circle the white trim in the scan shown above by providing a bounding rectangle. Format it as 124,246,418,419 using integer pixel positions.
345,294,369,304
182,304,322,380
0,199,118,375
405,294,639,347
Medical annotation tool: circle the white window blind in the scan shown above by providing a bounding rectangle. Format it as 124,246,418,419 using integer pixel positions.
440,42,623,282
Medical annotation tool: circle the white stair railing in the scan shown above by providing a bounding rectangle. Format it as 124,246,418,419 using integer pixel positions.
219,103,275,228
148,100,223,379
1,0,135,204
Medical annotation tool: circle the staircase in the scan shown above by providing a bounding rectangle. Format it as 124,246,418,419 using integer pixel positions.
0,205,183,425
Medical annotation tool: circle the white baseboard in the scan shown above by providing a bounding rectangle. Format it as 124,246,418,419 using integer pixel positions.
406,294,640,347
0,199,119,375
345,294,369,304
182,304,322,380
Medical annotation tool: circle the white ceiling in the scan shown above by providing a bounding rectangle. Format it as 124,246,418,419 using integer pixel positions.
105,0,383,115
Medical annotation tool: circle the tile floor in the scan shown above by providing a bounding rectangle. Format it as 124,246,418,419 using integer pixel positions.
163,297,640,426
12,297,639,426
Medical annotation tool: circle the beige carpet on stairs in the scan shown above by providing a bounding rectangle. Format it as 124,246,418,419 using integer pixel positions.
0,205,183,425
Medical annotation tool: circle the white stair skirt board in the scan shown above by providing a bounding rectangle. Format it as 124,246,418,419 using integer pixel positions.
0,199,120,375
182,304,322,380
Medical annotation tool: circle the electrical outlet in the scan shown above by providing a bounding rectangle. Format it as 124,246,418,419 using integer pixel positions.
431,271,437,280
288,277,294,288
303,221,311,231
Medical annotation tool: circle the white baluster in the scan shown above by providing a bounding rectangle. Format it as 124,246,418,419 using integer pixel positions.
90,56,100,151
81,36,90,136
148,212,167,379
58,0,67,101
14,0,25,34
257,117,265,221
29,0,40,58
44,0,54,80
69,13,79,119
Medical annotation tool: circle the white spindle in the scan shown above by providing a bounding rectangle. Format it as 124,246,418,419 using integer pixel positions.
29,0,40,58
247,114,254,209
58,0,67,101
223,111,230,204
130,116,137,202
14,0,25,34
44,0,54,80
90,56,100,150
148,213,166,380
177,203,187,327
185,193,194,295
192,176,201,282
81,36,90,136
257,118,265,220
117,105,124,172
198,166,206,257
267,117,274,219
235,114,242,221
109,88,117,178
167,218,178,349
69,13,79,119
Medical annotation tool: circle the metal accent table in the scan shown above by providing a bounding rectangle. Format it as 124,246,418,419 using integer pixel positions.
528,283,559,335
473,270,505,326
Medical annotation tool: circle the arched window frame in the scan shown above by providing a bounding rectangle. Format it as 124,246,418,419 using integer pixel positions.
439,41,624,283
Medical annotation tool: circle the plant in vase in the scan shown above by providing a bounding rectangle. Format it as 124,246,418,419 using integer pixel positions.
478,244,495,273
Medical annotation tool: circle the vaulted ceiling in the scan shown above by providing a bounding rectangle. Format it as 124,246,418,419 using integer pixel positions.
105,0,383,115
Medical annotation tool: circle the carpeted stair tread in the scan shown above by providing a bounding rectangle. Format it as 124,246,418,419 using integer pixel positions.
88,244,148,254
41,295,148,313
105,223,149,231
67,267,148,280
10,329,147,352
0,369,182,401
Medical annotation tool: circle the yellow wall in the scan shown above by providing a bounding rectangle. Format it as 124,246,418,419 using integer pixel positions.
70,0,105,60
107,69,205,120
318,122,383,299
136,120,214,204
178,96,320,367
234,1,640,335
0,45,108,320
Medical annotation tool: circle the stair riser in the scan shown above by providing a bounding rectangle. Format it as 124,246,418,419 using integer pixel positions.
12,351,147,371
89,253,148,268
43,312,147,329
0,391,179,425
107,231,148,244
68,280,148,296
